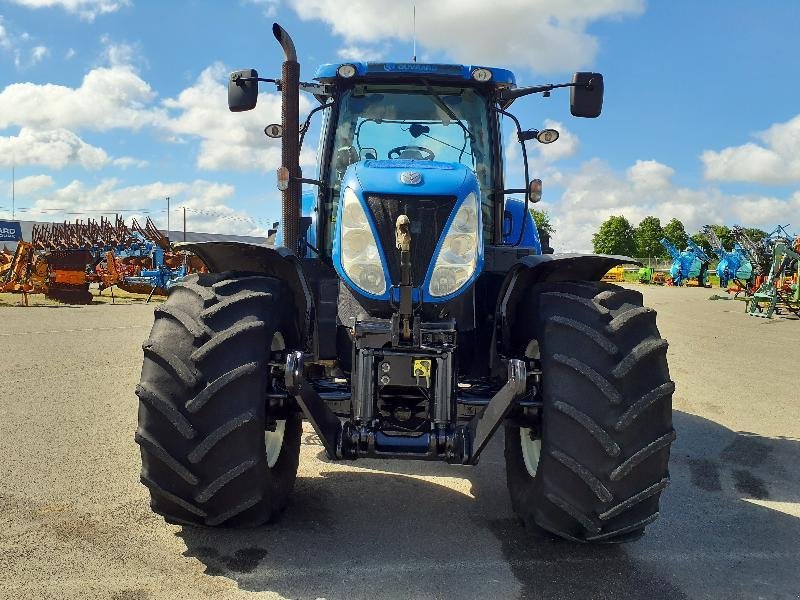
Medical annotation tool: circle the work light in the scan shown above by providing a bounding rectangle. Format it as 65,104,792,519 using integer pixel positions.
337,64,357,78
471,68,492,82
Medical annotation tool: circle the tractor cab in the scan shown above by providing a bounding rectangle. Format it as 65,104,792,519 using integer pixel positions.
314,62,516,251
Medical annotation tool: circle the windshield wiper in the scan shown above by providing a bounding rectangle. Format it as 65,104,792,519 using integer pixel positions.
419,78,475,143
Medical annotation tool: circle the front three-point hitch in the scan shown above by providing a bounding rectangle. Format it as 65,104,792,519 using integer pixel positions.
284,350,527,464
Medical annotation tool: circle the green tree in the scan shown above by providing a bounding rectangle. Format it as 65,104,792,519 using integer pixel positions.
662,218,688,251
592,215,636,256
634,216,666,259
690,232,711,254
530,208,555,235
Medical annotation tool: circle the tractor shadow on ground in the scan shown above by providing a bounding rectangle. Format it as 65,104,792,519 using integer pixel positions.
176,411,800,600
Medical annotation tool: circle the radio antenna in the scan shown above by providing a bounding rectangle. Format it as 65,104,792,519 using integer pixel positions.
412,4,417,62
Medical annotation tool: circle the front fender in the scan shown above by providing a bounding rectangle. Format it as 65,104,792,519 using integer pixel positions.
491,253,640,367
177,241,314,351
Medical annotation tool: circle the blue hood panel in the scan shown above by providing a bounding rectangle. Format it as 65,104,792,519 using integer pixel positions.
354,160,471,198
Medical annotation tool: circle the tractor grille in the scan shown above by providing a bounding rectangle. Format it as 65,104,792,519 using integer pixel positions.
364,194,457,286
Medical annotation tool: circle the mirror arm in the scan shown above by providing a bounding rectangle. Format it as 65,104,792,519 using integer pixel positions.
295,177,326,189
492,106,531,247
498,80,597,106
236,76,279,85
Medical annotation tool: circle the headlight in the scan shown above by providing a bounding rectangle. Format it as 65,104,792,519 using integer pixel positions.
340,188,386,295
429,192,480,297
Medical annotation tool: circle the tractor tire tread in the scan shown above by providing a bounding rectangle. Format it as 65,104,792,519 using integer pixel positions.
190,320,267,363
142,341,198,389
552,400,620,456
200,291,273,322
154,305,211,340
135,383,196,440
505,281,674,543
188,410,257,464
185,362,260,414
136,272,301,528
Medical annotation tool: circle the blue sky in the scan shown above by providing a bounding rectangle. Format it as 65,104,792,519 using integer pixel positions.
0,0,798,251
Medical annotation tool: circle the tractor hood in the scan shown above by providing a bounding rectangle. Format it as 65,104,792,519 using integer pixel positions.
353,159,473,198
333,159,483,303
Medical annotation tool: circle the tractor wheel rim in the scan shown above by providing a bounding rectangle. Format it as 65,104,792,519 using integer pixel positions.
265,331,287,469
520,427,541,477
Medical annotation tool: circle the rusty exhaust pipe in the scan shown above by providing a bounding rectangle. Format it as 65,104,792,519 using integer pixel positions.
273,23,301,253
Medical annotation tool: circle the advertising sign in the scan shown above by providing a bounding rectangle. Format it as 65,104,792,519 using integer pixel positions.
0,220,22,242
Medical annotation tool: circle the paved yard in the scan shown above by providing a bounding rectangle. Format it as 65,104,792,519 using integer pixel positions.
1,285,798,599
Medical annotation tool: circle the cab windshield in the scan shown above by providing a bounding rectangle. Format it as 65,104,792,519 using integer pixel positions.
324,84,495,249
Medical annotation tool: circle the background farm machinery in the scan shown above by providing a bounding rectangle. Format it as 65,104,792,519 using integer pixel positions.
1,216,205,304
701,225,752,290
660,237,710,286
742,227,800,318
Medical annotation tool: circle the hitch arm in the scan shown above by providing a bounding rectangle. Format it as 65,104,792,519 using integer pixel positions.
466,359,527,464
285,351,343,460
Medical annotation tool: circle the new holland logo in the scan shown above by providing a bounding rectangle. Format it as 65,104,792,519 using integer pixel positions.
400,171,422,185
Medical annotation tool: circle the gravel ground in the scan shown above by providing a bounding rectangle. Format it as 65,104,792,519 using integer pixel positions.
0,285,798,600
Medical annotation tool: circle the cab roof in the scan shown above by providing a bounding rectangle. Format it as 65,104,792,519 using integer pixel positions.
314,62,516,88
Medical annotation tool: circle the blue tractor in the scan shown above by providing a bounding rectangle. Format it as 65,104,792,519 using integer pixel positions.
135,24,674,543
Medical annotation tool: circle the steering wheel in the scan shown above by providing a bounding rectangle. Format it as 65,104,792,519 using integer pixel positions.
388,145,435,161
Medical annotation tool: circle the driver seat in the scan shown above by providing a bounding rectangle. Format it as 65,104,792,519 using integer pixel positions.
398,148,425,160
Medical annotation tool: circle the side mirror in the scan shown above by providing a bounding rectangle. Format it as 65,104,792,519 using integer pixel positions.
570,72,603,118
229,69,259,112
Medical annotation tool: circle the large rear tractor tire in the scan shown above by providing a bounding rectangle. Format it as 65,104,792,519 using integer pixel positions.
506,281,675,543
135,272,301,527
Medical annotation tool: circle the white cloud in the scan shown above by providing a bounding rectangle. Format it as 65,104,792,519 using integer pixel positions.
23,178,269,237
29,45,48,65
626,159,674,191
243,0,279,17
112,156,149,168
337,45,386,62
0,19,12,51
12,174,55,195
0,65,160,131
7,0,130,21
288,0,644,73
65,47,76,60
544,158,800,253
701,114,800,184
0,128,109,169
161,63,314,171
99,35,143,68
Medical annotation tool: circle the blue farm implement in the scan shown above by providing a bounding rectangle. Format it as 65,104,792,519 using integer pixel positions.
660,237,710,286
134,23,675,544
701,225,753,290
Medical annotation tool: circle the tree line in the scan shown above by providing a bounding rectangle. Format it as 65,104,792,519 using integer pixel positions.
590,215,768,259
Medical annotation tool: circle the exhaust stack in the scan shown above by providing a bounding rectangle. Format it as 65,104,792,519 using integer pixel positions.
273,23,301,253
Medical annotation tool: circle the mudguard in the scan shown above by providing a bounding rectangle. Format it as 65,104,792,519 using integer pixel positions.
491,253,640,364
177,241,314,350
